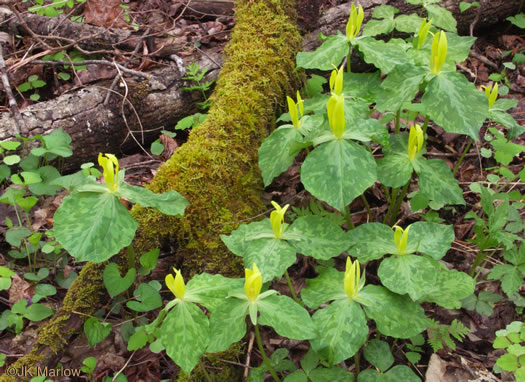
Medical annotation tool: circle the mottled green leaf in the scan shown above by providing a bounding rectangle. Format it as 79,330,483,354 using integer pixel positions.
286,216,351,260
421,72,487,140
489,110,524,140
378,255,438,301
161,301,209,375
377,135,413,187
296,34,349,70
363,19,395,37
301,267,346,309
258,295,316,340
310,300,368,365
54,192,138,262
376,64,427,112
356,285,429,338
363,339,394,372
259,127,305,186
342,72,381,100
446,34,476,63
394,14,425,33
418,158,465,205
301,139,377,212
425,4,457,32
409,222,454,260
355,37,409,74
207,298,248,353
347,223,398,263
186,273,244,312
118,183,187,216
420,262,475,308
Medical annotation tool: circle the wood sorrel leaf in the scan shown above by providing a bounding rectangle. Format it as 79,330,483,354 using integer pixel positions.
258,127,305,187
296,34,349,70
54,192,138,262
302,267,346,309
378,255,438,301
118,183,188,216
375,64,427,112
84,317,112,347
207,298,249,353
286,216,351,260
301,139,376,212
418,158,465,205
421,72,487,140
310,299,368,365
258,295,316,340
103,263,136,298
355,285,429,338
126,283,162,312
161,301,209,375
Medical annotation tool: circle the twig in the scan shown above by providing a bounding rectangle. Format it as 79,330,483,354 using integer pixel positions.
0,44,27,135
470,50,498,70
112,351,136,382
28,59,150,79
243,331,255,381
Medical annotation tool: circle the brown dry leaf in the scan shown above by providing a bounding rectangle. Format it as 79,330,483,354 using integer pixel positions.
160,134,179,160
8,273,32,305
84,0,128,28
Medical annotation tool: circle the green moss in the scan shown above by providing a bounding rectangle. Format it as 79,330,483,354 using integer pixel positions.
132,0,303,279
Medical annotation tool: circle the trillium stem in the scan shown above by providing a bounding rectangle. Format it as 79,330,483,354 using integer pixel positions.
389,181,410,226
422,115,430,135
395,110,401,134
284,270,303,306
354,350,361,378
344,205,355,229
360,194,373,221
383,187,399,224
346,45,353,72
254,324,281,382
470,247,498,278
198,360,213,382
453,138,473,175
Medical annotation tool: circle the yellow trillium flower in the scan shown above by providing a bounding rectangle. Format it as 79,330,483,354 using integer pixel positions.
329,64,345,96
346,3,364,41
286,91,304,129
407,124,424,161
165,268,186,300
270,201,289,239
483,83,498,110
98,153,119,192
327,93,346,139
416,19,432,49
393,225,411,255
244,263,262,302
344,257,361,299
430,31,447,75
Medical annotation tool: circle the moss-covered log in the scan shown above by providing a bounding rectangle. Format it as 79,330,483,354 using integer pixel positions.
0,0,302,380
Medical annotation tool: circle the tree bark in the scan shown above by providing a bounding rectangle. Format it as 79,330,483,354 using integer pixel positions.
0,0,302,380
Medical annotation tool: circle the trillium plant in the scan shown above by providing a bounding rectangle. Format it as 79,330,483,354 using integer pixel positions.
53,153,188,262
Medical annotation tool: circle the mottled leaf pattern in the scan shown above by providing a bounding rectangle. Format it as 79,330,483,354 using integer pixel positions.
207,298,249,353
54,192,138,262
378,255,438,301
363,339,394,372
425,4,456,32
242,238,297,282
310,300,368,365
161,301,209,375
309,367,354,382
347,223,398,263
118,183,188,216
259,127,306,186
421,72,487,140
186,273,244,311
301,267,346,309
418,158,465,205
286,216,351,260
296,34,349,70
355,37,409,74
409,222,454,260
376,64,427,112
419,262,475,308
356,285,429,338
301,139,377,212
258,295,316,340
